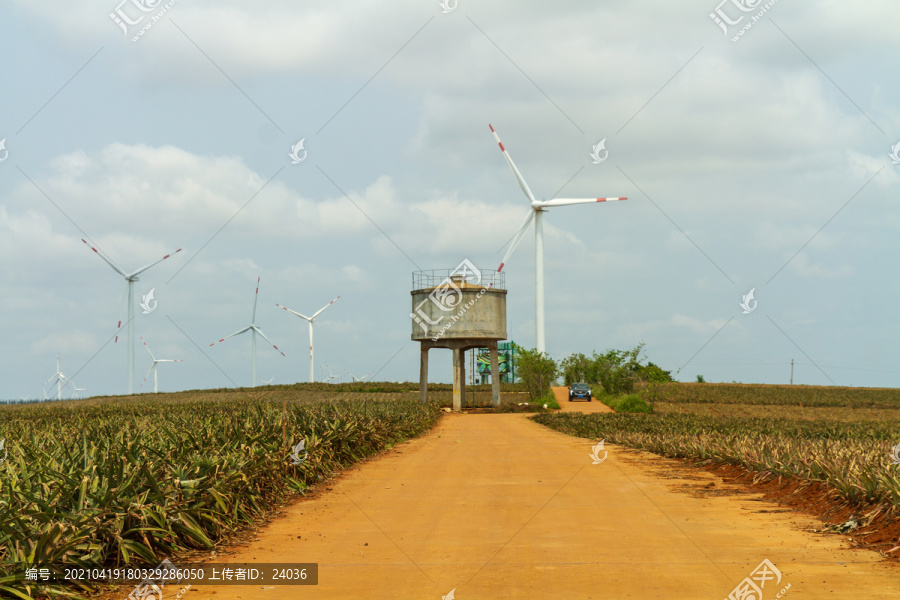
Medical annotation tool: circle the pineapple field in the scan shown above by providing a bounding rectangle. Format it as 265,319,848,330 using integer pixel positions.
0,393,443,599
2,381,899,599
535,383,900,526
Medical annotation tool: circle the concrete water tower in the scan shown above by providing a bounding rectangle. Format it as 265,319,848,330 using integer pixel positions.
411,263,507,411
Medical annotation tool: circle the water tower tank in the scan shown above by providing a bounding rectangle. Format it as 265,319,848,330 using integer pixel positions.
411,265,507,411
411,272,506,341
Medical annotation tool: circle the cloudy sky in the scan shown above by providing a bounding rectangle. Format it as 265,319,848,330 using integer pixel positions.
1,0,898,399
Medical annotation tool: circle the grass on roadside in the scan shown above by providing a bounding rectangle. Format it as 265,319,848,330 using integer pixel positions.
590,386,653,413
538,391,561,410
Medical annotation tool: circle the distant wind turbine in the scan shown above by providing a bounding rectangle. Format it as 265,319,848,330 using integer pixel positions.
346,369,373,383
43,354,73,401
321,364,338,383
276,295,340,383
81,239,181,394
210,277,285,387
489,124,627,353
140,337,182,393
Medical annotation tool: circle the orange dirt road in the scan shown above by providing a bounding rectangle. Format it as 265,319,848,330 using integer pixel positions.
166,407,897,600
553,385,614,414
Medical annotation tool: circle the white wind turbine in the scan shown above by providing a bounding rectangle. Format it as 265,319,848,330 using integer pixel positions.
346,369,373,383
73,385,87,399
210,277,285,387
276,295,340,383
43,354,73,401
81,239,181,394
489,124,627,353
140,337,182,393
321,364,338,383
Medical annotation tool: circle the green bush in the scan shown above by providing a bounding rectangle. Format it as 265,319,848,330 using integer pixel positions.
634,362,673,383
596,391,653,413
612,394,654,413
512,344,558,401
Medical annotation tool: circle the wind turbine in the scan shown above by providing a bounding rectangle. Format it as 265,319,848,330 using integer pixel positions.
140,337,182,393
43,354,73,401
210,277,285,387
275,295,340,383
346,369,373,383
321,364,338,383
81,239,181,394
489,124,627,353
73,386,87,399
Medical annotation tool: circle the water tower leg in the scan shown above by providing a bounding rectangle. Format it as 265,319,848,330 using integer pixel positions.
419,344,429,403
460,349,466,409
490,343,500,408
452,347,463,412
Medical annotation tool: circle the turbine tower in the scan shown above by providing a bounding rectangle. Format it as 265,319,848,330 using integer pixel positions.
276,295,340,383
81,239,181,394
210,277,285,387
42,354,73,401
140,337,182,393
489,124,627,353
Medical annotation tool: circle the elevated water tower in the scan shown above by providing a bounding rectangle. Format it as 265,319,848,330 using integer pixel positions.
411,263,507,411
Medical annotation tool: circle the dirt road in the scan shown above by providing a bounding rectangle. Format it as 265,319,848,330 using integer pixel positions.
553,385,614,413
148,398,898,600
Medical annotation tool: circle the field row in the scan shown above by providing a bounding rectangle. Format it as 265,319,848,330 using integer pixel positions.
642,382,900,408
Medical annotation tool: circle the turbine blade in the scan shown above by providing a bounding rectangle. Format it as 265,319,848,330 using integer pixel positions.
489,124,538,204
141,336,156,361
251,277,260,322
141,363,156,386
498,209,535,272
541,197,627,208
129,247,183,278
81,239,127,277
210,326,251,346
115,286,128,343
276,304,312,321
311,295,340,319
252,326,285,356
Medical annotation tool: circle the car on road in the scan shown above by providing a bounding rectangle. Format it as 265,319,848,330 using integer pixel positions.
568,383,592,402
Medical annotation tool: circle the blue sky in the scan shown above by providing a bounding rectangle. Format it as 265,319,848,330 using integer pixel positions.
1,0,898,398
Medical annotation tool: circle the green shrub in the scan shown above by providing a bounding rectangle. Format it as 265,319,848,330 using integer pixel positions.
612,394,653,413
512,344,559,401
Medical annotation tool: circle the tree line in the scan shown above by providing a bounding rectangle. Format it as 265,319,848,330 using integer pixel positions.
513,342,673,403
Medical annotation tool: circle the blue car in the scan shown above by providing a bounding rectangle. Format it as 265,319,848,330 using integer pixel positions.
568,383,592,402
